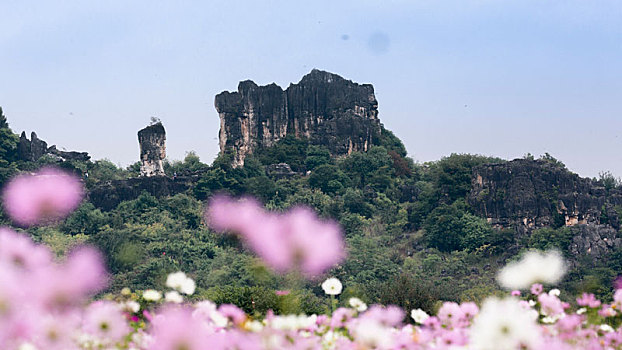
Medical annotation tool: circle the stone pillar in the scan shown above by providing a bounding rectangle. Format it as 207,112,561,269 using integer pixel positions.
138,123,166,177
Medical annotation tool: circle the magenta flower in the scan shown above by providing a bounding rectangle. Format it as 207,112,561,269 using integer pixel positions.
2,168,83,227
206,195,345,277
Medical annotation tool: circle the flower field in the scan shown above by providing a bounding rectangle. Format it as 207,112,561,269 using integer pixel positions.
2,168,622,349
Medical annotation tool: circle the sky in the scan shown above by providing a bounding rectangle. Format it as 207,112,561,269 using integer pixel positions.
1,0,621,179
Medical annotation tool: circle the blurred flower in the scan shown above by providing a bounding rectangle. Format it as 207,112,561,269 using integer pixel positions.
124,301,140,313
531,283,543,295
2,168,83,227
322,278,343,295
349,297,367,312
470,297,542,350
166,271,196,295
165,291,183,304
143,289,162,302
275,290,290,296
577,293,601,308
497,250,566,290
410,309,429,324
83,301,130,344
150,307,210,350
206,195,345,277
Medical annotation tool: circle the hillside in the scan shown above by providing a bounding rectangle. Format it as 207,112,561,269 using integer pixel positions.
1,70,622,314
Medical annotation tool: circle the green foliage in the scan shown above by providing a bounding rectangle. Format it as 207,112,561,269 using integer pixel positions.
598,171,621,193
255,136,309,171
424,204,465,252
427,153,503,204
0,107,19,185
539,152,566,169
308,164,350,194
164,151,210,176
61,202,108,235
305,145,331,170
527,226,574,254
376,126,407,157
377,273,439,316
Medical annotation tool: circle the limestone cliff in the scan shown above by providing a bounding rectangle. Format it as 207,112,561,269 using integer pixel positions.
469,158,622,231
138,123,166,177
215,69,382,167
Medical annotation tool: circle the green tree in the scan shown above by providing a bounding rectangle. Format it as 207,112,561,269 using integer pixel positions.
308,164,350,194
0,107,19,185
423,204,465,252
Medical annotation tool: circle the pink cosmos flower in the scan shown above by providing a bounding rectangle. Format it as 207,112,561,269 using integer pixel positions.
150,307,210,350
576,293,601,308
206,195,345,277
331,307,355,328
437,302,464,328
217,304,247,326
530,283,543,295
538,293,564,317
275,290,290,296
83,301,130,344
459,302,479,321
2,168,83,227
32,247,106,311
0,227,52,271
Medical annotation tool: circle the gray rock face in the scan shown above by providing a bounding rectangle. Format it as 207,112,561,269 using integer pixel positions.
569,224,622,261
17,131,90,162
215,69,382,167
469,158,622,231
88,176,193,211
138,123,166,177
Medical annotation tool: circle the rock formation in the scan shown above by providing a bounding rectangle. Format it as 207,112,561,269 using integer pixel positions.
17,131,90,162
138,122,166,177
469,158,622,231
88,176,192,211
215,69,382,167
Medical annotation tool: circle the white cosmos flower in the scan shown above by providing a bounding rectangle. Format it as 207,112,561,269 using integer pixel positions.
349,297,368,312
166,271,196,295
497,250,566,290
410,308,429,324
351,318,393,349
142,289,162,302
548,288,561,297
471,297,542,350
600,324,615,333
124,300,140,313
322,278,343,295
165,291,184,304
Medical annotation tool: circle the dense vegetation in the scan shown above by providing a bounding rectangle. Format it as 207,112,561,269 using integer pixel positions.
2,108,622,316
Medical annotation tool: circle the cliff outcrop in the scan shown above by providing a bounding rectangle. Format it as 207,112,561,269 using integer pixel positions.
138,123,166,177
215,69,382,167
469,158,622,231
17,131,90,162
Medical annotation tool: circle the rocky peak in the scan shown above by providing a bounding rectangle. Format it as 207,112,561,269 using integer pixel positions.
138,122,166,177
17,131,90,162
215,69,382,167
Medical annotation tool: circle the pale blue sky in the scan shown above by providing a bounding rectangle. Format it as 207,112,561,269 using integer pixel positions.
1,1,621,178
